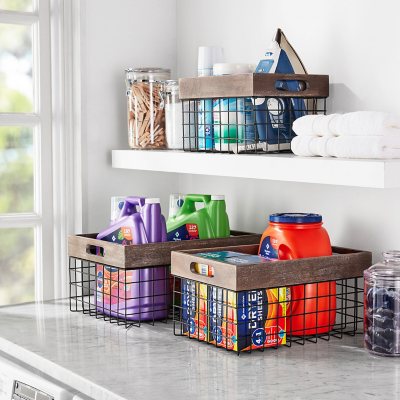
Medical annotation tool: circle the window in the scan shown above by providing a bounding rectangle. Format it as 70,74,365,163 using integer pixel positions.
0,0,54,305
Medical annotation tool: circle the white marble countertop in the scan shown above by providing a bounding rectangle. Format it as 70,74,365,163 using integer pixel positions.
0,300,398,400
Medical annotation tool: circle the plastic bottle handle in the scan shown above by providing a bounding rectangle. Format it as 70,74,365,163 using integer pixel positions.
185,194,211,204
125,196,146,209
180,194,212,214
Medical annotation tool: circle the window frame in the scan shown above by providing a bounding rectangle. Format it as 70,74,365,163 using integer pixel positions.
0,0,82,303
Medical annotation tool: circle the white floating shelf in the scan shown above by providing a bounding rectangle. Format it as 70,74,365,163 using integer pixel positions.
112,150,400,189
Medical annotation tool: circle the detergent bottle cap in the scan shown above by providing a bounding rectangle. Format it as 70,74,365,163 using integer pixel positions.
145,198,161,204
270,213,322,224
211,195,225,201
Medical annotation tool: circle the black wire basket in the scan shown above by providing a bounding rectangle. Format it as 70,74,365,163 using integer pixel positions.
179,73,329,154
171,245,371,354
69,257,171,328
172,276,363,352
68,232,261,328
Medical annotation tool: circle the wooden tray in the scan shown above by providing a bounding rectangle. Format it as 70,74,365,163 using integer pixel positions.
179,73,329,100
67,231,261,269
171,244,371,291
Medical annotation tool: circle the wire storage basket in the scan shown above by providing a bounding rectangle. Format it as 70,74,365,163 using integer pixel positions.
179,73,329,154
68,231,261,328
69,258,171,328
171,245,371,353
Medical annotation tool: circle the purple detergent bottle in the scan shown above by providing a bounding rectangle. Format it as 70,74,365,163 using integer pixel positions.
142,198,166,242
96,196,169,322
119,196,146,220
133,197,169,320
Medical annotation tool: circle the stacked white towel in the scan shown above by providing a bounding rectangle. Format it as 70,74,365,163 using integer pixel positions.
291,111,400,159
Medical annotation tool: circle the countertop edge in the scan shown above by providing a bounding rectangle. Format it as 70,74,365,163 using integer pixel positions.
0,335,125,400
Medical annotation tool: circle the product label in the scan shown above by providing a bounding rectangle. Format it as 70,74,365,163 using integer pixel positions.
96,266,134,305
167,224,199,241
198,99,213,150
182,279,208,341
209,287,235,349
194,251,270,265
259,236,279,259
244,98,256,142
96,227,134,308
213,98,245,145
101,227,133,245
237,289,269,350
208,287,288,351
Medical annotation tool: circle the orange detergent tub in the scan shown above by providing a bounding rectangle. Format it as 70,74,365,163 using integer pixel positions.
258,213,336,336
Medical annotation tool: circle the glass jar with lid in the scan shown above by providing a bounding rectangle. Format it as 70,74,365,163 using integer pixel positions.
364,250,400,356
125,68,170,149
164,80,183,150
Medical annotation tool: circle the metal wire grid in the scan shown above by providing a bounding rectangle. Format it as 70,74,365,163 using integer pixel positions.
182,97,326,154
172,277,363,354
69,257,171,329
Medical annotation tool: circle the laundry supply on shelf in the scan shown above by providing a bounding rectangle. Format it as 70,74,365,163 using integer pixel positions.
291,111,400,158
293,111,400,137
255,28,307,146
292,114,339,137
212,63,256,152
197,46,224,150
164,80,183,150
125,68,170,149
326,136,400,159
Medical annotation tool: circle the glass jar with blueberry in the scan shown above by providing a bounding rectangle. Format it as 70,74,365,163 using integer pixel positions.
364,251,400,356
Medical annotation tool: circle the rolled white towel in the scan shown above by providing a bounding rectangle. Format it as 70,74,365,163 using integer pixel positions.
312,114,339,136
326,136,400,159
291,135,314,156
330,111,400,136
292,114,340,137
292,115,320,136
309,136,334,157
380,128,400,148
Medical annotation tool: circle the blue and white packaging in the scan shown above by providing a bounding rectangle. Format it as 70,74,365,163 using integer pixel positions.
212,63,256,152
197,46,224,150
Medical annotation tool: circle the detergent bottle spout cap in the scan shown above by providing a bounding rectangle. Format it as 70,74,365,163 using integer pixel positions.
211,195,225,201
145,198,161,204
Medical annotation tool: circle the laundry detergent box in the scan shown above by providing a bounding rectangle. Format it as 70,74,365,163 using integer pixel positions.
208,286,288,351
193,250,288,351
181,279,208,341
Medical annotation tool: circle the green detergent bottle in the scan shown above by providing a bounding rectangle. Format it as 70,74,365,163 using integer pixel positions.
207,195,230,238
167,194,213,241
167,194,230,241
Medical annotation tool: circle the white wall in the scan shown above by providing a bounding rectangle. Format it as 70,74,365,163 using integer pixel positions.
177,0,400,114
176,0,400,261
80,0,178,232
80,0,400,261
